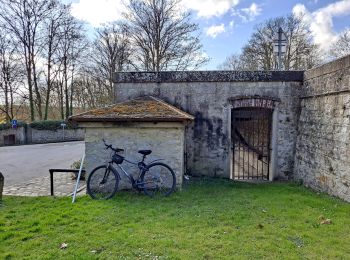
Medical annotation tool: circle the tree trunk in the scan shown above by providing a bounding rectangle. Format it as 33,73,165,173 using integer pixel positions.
27,64,35,121
59,80,64,120
44,43,52,120
31,51,42,120
69,65,75,117
24,46,35,121
4,69,10,122
10,82,14,120
64,57,69,119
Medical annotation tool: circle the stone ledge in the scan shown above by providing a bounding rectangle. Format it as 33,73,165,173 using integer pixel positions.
114,71,304,83
304,54,350,80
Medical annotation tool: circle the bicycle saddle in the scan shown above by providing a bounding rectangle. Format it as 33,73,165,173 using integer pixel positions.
138,150,152,156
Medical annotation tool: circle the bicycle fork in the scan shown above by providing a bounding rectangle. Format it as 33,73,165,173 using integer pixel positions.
100,163,120,185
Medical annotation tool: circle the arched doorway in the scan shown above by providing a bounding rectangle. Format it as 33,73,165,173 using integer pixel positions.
230,96,279,180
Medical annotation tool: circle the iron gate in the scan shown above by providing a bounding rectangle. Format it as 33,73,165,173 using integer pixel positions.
232,108,272,180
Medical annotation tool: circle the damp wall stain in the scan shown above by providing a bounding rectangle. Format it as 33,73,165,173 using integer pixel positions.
114,79,302,179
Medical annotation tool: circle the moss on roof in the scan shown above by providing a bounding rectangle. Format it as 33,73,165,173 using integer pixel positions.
69,96,194,122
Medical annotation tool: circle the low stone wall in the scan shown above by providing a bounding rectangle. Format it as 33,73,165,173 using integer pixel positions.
0,127,26,146
0,126,84,146
294,55,350,202
28,128,84,144
82,122,185,189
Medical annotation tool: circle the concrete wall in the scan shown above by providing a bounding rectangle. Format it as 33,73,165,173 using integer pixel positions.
294,55,350,202
82,122,185,189
0,127,26,146
114,71,303,179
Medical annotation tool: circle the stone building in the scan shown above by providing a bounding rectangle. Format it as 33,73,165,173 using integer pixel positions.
114,55,350,201
71,54,350,202
114,71,303,181
70,96,193,188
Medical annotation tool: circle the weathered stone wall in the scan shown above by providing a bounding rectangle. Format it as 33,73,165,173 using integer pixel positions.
28,128,84,144
82,122,185,189
0,127,84,146
114,71,303,179
0,127,26,146
294,55,350,201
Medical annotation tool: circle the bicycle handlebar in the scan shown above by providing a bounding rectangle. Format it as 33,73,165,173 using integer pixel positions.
102,139,124,153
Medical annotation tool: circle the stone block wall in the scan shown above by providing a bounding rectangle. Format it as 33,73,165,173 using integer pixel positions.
0,127,84,146
114,71,303,180
28,128,84,144
294,55,350,202
82,122,185,189
0,127,26,146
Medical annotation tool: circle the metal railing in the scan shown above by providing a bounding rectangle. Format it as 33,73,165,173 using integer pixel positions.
49,169,86,196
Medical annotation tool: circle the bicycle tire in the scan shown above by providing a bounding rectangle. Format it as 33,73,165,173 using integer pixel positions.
141,162,176,197
87,165,119,200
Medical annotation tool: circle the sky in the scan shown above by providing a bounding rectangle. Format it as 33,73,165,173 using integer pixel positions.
64,0,350,69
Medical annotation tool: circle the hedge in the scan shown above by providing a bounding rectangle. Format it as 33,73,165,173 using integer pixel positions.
29,120,79,131
0,120,79,131
0,121,26,131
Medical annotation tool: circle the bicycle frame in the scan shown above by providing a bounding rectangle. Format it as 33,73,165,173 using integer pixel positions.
109,156,164,189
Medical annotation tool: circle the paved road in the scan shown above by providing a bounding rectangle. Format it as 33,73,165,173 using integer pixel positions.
0,141,85,186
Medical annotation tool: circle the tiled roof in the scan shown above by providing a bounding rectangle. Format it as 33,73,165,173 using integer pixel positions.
69,96,194,122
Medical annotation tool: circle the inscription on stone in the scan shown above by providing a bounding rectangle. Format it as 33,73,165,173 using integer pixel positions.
232,98,276,109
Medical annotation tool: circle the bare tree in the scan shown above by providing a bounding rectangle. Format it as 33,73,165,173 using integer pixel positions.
123,0,208,71
0,0,57,121
72,74,111,109
220,15,320,71
88,23,131,99
218,54,245,70
329,29,350,60
0,30,26,122
42,2,70,120
52,11,86,119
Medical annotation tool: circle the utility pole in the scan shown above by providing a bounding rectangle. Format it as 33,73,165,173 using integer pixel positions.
273,27,287,70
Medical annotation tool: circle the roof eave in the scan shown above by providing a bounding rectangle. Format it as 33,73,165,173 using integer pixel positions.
69,117,194,123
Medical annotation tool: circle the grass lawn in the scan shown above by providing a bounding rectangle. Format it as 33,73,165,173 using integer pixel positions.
1,179,350,259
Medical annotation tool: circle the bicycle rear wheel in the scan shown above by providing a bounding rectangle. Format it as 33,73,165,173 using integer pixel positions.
141,162,176,197
87,165,119,200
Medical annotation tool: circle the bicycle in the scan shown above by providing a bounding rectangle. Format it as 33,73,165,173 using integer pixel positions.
87,139,176,199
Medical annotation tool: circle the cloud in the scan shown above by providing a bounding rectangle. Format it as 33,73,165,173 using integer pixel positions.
233,2,262,22
293,0,350,51
206,24,226,38
241,3,262,20
182,0,239,18
70,0,241,26
71,0,127,26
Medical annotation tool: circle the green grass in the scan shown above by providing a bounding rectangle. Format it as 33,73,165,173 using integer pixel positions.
1,179,350,259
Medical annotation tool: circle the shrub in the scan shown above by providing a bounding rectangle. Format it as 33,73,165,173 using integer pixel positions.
29,120,79,131
70,160,86,180
0,121,26,131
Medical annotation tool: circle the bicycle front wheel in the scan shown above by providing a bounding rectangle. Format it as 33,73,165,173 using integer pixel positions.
87,165,119,200
141,162,176,197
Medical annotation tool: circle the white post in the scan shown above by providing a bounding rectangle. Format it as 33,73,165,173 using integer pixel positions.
72,154,85,203
61,123,67,141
